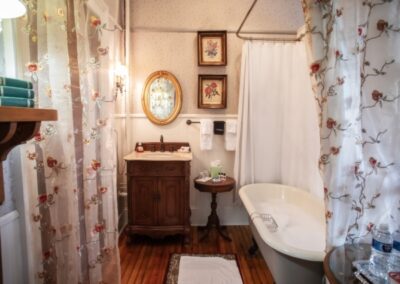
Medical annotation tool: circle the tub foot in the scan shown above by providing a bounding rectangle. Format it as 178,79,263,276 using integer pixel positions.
248,237,259,256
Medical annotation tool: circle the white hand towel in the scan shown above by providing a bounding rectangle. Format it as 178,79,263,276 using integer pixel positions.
200,119,213,150
226,119,237,133
225,119,237,151
200,119,213,134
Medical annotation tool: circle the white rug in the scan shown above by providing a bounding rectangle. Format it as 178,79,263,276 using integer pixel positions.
166,254,243,284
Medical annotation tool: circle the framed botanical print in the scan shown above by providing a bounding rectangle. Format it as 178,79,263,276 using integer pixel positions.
198,75,227,109
197,31,227,66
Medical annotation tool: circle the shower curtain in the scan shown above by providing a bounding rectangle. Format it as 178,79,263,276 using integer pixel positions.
302,0,400,248
234,41,322,198
15,0,122,282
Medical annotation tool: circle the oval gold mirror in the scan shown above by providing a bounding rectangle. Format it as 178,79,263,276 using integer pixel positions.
142,70,182,125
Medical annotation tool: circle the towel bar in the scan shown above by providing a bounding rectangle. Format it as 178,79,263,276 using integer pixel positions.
186,119,201,125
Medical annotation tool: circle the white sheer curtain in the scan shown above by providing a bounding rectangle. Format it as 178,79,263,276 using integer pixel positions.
302,0,400,248
234,41,323,198
14,0,122,282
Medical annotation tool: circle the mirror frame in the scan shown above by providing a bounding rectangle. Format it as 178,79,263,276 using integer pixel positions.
141,70,182,125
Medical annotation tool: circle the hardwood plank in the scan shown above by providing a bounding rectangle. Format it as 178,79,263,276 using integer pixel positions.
135,243,153,283
121,236,144,282
145,241,168,284
237,226,257,283
127,238,150,283
240,226,272,284
120,226,274,284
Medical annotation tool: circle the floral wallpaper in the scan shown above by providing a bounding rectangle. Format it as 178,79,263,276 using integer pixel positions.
302,0,400,248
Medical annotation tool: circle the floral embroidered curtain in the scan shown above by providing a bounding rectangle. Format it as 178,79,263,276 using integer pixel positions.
302,0,400,248
16,0,123,282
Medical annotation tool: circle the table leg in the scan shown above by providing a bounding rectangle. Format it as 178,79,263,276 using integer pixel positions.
200,193,231,241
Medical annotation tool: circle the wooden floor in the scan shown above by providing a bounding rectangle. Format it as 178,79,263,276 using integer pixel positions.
120,226,275,284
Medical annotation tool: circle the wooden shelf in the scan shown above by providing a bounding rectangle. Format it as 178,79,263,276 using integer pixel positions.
0,106,58,204
0,106,57,122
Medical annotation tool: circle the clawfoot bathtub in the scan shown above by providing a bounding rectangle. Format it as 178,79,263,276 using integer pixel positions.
239,183,325,284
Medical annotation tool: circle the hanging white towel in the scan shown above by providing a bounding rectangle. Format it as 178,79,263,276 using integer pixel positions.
225,119,237,151
200,119,213,150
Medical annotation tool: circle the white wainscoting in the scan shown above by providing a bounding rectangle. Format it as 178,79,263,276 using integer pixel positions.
0,210,24,284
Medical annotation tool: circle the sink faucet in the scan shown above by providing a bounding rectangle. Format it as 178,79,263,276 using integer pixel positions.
160,135,165,152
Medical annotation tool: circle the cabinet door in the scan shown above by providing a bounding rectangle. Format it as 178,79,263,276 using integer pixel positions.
129,177,157,225
157,177,184,226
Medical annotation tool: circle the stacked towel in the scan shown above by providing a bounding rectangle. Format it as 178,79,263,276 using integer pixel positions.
200,119,213,150
0,97,34,107
0,86,35,99
0,77,33,89
225,119,237,151
0,77,35,108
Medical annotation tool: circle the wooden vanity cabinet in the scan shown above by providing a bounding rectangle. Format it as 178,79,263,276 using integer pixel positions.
126,160,191,243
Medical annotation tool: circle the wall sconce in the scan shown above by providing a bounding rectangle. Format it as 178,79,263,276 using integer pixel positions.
115,63,128,97
0,0,27,32
0,0,26,19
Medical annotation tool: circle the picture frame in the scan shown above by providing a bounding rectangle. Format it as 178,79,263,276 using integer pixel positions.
197,31,227,66
198,75,227,109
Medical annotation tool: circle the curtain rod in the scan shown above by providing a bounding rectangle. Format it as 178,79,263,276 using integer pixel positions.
236,0,300,42
130,26,298,39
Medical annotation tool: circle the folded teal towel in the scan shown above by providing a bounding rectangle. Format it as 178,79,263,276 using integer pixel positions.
0,86,35,99
0,97,34,107
0,77,33,89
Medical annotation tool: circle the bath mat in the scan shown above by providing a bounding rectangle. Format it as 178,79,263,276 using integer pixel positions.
165,253,243,284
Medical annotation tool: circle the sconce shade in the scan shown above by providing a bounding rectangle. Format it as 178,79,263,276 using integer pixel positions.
0,0,27,19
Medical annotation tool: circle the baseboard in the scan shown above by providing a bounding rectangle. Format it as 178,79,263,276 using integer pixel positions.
117,206,249,232
190,206,249,226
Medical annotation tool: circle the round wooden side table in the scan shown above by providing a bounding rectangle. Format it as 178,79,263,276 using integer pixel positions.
194,176,235,241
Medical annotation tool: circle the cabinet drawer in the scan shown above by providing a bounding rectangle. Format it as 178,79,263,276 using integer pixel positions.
127,161,186,176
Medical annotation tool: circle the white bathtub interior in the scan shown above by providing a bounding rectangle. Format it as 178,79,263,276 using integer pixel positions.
252,197,325,256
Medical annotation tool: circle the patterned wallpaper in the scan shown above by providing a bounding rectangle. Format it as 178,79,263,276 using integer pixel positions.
131,0,304,32
129,0,304,114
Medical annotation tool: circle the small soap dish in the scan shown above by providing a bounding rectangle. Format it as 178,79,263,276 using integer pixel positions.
177,146,190,153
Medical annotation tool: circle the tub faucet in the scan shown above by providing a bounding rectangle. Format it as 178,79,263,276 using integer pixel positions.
160,135,165,152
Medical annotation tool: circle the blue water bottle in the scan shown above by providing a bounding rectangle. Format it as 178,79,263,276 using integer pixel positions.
369,223,393,280
389,227,400,272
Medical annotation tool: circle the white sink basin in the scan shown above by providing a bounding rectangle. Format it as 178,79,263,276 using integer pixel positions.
124,151,193,161
140,152,176,158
